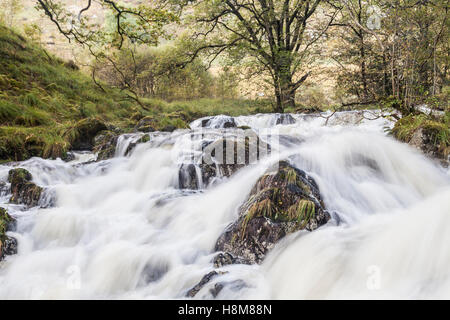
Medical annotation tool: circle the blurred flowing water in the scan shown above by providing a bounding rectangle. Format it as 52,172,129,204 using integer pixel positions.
0,110,448,299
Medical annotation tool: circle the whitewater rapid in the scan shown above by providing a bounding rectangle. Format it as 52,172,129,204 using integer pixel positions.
0,110,448,299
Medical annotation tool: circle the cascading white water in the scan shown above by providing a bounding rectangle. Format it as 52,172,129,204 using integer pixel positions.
0,110,448,299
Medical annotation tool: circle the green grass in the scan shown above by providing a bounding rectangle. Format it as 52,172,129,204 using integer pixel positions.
391,112,450,158
0,25,272,162
148,98,274,117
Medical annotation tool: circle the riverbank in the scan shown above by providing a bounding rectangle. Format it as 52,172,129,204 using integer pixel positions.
0,110,449,299
0,25,276,163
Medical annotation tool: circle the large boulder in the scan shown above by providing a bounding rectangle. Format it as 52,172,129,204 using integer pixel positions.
179,131,271,189
8,168,42,207
0,207,17,261
187,161,330,298
214,161,330,265
64,118,108,150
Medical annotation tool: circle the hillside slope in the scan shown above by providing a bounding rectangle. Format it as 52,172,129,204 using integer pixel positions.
0,25,275,163
0,25,148,162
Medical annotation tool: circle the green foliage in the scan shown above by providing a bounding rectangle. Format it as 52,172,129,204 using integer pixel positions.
284,168,298,185
145,98,273,118
0,99,21,124
0,25,138,160
392,113,450,157
96,41,240,101
184,0,324,111
297,85,329,110
0,207,14,242
287,200,316,228
7,168,32,184
0,25,274,162
332,0,449,108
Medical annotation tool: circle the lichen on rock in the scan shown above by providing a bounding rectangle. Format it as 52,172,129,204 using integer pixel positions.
214,160,330,265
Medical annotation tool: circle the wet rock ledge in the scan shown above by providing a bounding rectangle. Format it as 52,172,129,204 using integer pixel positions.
8,168,42,207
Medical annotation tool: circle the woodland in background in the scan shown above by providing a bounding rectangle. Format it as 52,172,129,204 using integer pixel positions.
0,0,448,164
1,0,448,113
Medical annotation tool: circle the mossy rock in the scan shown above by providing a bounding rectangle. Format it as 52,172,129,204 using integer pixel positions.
156,117,188,132
134,116,156,132
8,168,42,207
139,134,150,144
392,113,449,164
8,168,32,185
0,207,15,241
179,132,271,190
214,161,330,265
0,128,68,162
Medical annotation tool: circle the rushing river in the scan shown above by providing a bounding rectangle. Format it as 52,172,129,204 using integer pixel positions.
0,110,449,299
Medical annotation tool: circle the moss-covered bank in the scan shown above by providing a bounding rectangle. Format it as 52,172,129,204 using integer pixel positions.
392,112,450,164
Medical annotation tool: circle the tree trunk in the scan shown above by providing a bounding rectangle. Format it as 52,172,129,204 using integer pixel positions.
274,55,296,113
382,53,391,96
275,86,295,113
359,32,369,100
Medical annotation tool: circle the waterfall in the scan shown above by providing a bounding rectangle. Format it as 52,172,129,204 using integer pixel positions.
0,111,448,299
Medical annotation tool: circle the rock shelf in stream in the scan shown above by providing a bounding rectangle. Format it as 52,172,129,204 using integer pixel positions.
93,131,150,161
179,130,271,189
8,168,43,208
